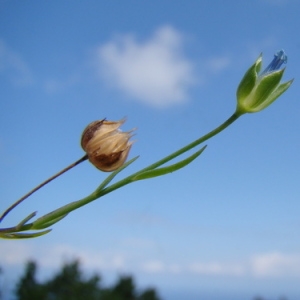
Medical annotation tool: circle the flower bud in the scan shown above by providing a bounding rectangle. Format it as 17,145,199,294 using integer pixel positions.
81,118,135,172
236,50,293,115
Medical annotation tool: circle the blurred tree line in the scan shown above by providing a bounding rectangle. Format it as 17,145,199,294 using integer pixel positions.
12,260,160,300
0,261,290,300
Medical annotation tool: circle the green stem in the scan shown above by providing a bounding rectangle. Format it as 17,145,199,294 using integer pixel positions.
32,112,240,228
0,223,33,233
100,112,240,196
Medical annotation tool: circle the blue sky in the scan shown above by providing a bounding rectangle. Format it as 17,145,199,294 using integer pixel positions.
0,0,300,299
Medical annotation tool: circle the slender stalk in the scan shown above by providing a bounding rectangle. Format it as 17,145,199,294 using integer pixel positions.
0,222,33,233
0,154,88,223
32,112,240,228
100,112,241,196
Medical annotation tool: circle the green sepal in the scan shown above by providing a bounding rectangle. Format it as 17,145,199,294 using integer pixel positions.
253,78,294,112
251,69,284,109
236,55,261,103
132,146,206,181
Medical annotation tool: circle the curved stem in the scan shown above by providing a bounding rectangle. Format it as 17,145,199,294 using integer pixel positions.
144,112,240,171
31,112,240,228
100,112,241,196
0,154,88,223
0,223,33,233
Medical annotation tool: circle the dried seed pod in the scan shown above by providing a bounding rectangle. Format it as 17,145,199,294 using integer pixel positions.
81,118,135,172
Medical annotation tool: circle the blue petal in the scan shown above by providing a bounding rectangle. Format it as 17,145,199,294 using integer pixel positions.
261,50,287,76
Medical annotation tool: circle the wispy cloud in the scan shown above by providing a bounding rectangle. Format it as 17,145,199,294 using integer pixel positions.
0,241,32,265
188,261,245,276
141,261,166,273
251,252,300,277
245,37,277,60
2,242,300,279
0,39,34,87
0,242,127,272
206,56,231,74
140,261,182,274
43,74,81,93
94,26,195,108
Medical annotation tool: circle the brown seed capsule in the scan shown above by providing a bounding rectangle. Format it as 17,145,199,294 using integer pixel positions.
81,118,135,172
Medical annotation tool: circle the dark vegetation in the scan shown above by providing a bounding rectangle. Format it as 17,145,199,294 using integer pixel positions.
0,261,289,300
13,260,160,300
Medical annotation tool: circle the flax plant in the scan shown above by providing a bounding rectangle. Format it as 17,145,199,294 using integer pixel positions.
0,50,293,239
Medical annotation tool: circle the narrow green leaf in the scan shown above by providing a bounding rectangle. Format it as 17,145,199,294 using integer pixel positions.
0,229,51,239
93,156,139,194
16,212,37,230
32,213,68,229
133,146,206,181
32,157,139,229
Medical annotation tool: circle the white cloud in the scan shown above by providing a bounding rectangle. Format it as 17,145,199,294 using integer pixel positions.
189,262,245,276
3,242,300,280
0,39,34,87
140,261,182,274
245,38,277,61
141,261,165,273
120,237,157,250
0,241,32,265
0,242,126,272
43,74,80,93
251,252,300,278
206,56,231,74
94,26,195,108
66,250,125,271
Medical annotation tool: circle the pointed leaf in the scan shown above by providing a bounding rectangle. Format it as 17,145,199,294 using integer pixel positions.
16,212,37,230
93,156,139,194
33,213,68,229
0,229,51,239
133,146,206,181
